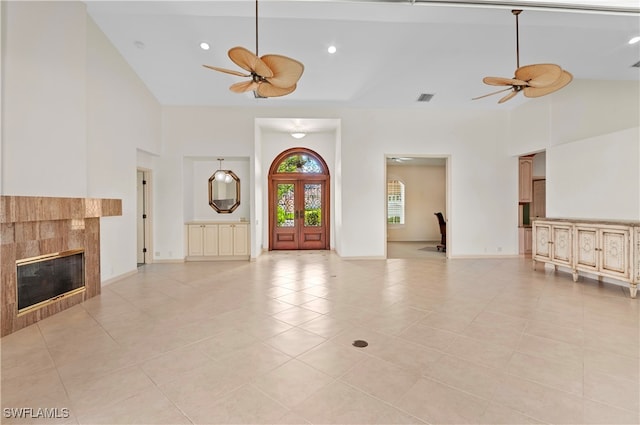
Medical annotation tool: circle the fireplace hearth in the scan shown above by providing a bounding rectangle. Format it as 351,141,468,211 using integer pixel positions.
1,196,122,336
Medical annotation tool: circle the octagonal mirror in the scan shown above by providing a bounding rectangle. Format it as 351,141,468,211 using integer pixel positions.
208,170,240,213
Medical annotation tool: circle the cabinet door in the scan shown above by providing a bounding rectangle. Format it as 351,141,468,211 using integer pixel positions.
203,225,219,256
188,225,204,256
600,228,630,278
576,226,598,272
531,179,546,218
524,228,532,254
551,225,572,265
233,224,249,256
218,225,234,256
636,227,640,282
533,223,551,260
519,158,533,203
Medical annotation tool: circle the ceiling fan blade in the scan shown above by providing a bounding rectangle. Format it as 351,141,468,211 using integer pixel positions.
523,70,573,98
202,65,250,77
483,76,527,87
261,54,304,88
498,90,519,103
515,64,563,88
472,87,513,100
229,80,259,93
228,46,273,78
256,82,296,98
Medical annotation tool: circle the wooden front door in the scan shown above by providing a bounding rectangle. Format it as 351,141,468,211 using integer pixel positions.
269,148,330,250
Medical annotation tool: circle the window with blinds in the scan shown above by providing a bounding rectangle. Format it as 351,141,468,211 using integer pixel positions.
387,180,405,224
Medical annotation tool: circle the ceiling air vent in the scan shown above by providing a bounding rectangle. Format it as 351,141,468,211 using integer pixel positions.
417,93,434,102
632,61,640,68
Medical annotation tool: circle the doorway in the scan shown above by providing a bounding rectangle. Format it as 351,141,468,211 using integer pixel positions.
385,156,448,258
136,169,151,265
268,148,330,250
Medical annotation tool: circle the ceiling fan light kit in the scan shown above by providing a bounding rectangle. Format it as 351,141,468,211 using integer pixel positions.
475,9,572,104
202,0,304,98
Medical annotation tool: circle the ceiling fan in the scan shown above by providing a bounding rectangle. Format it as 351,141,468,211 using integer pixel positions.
203,0,304,98
474,10,572,104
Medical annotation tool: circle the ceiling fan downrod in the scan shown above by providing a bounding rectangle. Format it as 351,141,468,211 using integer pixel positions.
255,0,259,56
513,9,522,69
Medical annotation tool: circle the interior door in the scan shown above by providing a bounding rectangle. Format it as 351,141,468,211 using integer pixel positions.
136,170,147,264
272,179,327,250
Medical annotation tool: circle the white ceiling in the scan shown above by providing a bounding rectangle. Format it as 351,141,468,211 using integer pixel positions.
86,0,640,111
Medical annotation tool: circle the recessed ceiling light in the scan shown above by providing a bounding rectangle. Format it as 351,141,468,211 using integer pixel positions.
629,36,640,45
327,45,337,54
200,42,210,50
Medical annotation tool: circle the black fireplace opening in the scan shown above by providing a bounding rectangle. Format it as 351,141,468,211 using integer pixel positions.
16,250,85,313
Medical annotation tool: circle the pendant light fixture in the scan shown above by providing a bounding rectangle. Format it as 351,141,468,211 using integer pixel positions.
214,158,233,183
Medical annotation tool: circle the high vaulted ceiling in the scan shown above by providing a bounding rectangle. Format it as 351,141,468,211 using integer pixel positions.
86,0,640,110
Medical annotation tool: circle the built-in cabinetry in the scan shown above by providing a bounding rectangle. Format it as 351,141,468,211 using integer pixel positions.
188,223,219,256
518,157,533,203
518,156,536,255
518,227,532,255
186,221,249,261
531,179,546,219
533,218,639,298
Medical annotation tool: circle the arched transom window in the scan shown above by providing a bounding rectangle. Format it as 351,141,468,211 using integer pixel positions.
270,148,329,175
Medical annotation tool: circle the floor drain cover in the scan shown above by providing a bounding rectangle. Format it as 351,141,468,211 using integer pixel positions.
352,340,368,348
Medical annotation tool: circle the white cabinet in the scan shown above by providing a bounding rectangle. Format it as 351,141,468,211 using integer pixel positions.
575,225,630,280
218,223,248,256
186,222,249,261
533,219,638,298
187,224,219,256
532,221,572,267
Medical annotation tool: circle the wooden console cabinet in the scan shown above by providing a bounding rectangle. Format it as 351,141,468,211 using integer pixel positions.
185,221,249,261
532,218,639,298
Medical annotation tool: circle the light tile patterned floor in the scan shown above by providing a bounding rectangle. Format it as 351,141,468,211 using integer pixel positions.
2,251,639,424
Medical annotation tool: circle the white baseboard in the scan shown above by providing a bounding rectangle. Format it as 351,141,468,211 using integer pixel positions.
101,269,137,287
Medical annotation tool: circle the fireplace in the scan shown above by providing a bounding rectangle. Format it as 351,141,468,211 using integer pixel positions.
17,250,85,315
1,196,122,336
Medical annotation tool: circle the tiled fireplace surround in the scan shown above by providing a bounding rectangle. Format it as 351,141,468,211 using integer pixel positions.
0,196,122,336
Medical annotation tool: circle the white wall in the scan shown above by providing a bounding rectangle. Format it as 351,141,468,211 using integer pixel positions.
387,164,446,242
2,2,88,196
532,151,546,178
2,2,162,282
509,79,640,222
508,80,640,157
86,16,161,281
7,3,638,268
158,106,516,260
186,157,250,222
337,108,515,257
158,106,262,259
547,128,640,220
